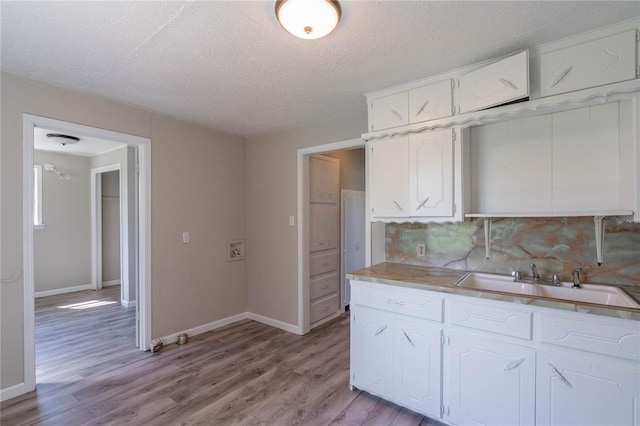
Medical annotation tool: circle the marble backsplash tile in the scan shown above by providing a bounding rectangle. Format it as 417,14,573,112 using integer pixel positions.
385,217,640,287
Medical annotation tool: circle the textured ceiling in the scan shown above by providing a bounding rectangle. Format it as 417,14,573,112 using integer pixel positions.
2,1,639,137
34,127,125,157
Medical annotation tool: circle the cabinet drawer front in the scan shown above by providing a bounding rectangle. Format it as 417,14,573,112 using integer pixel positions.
351,284,443,322
310,251,338,276
540,30,637,97
447,300,532,339
539,314,640,361
311,272,339,300
311,294,339,323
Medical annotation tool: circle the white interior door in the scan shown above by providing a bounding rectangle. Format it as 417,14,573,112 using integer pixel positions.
342,190,366,307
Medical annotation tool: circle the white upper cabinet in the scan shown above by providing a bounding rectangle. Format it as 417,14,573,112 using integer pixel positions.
408,130,454,217
408,80,453,124
458,51,529,114
540,30,638,97
369,129,458,221
369,80,454,132
369,92,409,132
369,136,410,217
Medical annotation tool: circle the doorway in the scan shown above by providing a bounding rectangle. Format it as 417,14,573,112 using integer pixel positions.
297,138,368,334
22,114,151,394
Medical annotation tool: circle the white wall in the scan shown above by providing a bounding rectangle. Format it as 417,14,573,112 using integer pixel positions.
245,112,367,326
1,72,247,392
33,151,91,293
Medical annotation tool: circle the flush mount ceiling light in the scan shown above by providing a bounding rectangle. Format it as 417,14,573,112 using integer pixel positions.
275,0,341,40
46,133,80,146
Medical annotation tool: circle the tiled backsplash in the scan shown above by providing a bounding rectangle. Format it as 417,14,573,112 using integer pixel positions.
385,217,640,287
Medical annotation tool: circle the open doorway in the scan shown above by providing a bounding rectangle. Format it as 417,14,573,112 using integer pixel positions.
297,138,370,334
22,114,151,394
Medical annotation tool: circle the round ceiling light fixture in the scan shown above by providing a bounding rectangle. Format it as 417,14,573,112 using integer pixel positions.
46,133,80,146
275,0,341,40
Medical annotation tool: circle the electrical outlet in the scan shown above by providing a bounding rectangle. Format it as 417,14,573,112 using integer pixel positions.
417,243,426,257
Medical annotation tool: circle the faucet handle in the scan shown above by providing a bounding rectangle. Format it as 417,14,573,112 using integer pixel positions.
512,271,521,282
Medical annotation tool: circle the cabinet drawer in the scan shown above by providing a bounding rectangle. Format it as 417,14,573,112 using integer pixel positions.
447,300,532,340
310,250,338,276
539,314,640,361
311,272,338,300
540,30,637,97
351,284,443,322
311,294,339,323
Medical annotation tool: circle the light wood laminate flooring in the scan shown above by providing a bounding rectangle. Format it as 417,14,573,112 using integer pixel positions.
1,287,444,425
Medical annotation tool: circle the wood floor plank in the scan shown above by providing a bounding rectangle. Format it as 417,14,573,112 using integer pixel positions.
1,287,444,426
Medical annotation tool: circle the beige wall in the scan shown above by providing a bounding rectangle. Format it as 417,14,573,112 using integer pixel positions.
33,151,92,293
245,112,367,326
325,148,366,192
1,72,247,391
102,170,120,283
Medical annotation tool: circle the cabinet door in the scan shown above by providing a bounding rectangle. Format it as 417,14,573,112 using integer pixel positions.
409,80,454,124
309,155,339,203
408,129,454,217
540,30,637,97
369,137,409,218
446,331,535,426
351,307,394,399
393,317,442,418
458,51,529,114
370,92,409,132
310,203,339,252
537,351,640,426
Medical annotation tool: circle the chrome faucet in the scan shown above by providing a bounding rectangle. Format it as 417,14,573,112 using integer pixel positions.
512,271,522,282
572,268,582,289
530,263,540,282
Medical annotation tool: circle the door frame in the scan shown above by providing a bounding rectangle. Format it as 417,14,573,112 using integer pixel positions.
91,164,127,300
340,189,366,309
22,114,152,394
296,138,365,335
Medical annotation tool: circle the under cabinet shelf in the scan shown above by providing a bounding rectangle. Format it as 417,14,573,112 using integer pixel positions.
475,212,633,265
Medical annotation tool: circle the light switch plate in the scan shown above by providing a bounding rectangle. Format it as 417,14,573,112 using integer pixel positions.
182,232,190,244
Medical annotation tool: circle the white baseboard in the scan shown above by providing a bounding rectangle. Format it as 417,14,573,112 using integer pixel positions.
0,382,30,402
156,311,304,348
121,299,136,308
34,284,92,298
102,280,121,286
246,312,302,335
157,313,249,346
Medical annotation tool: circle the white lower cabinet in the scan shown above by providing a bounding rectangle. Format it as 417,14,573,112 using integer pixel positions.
350,279,640,426
536,351,640,426
393,317,442,416
351,306,394,399
446,331,535,426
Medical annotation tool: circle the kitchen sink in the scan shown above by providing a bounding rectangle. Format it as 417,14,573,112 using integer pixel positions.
456,272,640,309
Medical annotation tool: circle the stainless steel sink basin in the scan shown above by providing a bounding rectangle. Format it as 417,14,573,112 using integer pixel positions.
456,272,640,309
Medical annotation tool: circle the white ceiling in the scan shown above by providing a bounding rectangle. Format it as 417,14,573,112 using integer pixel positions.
34,127,125,157
2,1,639,138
